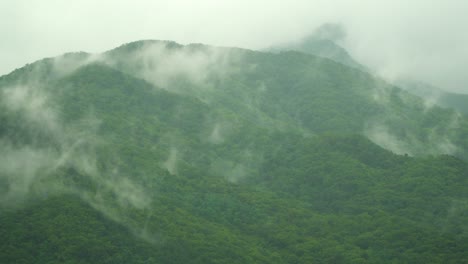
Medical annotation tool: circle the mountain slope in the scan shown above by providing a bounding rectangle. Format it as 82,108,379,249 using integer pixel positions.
1,40,468,263
398,79,468,115
104,40,468,157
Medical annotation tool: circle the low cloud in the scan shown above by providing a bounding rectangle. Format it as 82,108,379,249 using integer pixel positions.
162,146,178,175
3,1,468,93
0,84,151,236
208,123,224,144
105,41,242,93
50,52,100,78
364,124,411,156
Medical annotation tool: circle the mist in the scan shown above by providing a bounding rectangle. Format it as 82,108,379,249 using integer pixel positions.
103,41,241,92
0,83,153,239
1,0,467,92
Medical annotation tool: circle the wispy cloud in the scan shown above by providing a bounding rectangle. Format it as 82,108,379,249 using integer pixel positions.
2,1,467,92
0,84,151,236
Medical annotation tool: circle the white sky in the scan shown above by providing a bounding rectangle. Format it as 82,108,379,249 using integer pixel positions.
1,0,467,92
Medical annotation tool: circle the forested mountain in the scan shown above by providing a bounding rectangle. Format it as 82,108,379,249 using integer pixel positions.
1,40,467,263
271,23,468,117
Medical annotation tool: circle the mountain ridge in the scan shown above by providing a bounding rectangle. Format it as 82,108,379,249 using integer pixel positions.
1,39,468,263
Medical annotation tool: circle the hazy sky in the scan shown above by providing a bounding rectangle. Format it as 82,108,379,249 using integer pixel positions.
1,0,467,92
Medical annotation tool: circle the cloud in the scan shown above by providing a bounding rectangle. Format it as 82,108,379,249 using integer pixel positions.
163,147,178,175
364,108,461,156
340,1,468,92
103,41,242,93
2,1,467,92
0,84,73,204
2,85,60,135
0,143,56,203
0,84,151,221
364,124,411,156
210,159,247,183
208,123,224,144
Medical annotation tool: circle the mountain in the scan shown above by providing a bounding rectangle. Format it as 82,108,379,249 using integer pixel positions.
1,40,468,263
267,23,367,71
271,23,468,117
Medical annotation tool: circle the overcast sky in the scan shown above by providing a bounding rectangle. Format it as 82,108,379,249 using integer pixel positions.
1,0,467,92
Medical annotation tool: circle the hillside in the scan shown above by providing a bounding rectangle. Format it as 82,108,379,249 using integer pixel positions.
1,40,468,263
397,79,468,115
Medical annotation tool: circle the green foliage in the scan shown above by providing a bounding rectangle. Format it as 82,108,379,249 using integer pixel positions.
1,41,468,263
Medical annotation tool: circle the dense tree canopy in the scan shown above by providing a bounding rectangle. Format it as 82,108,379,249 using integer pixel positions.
1,41,467,263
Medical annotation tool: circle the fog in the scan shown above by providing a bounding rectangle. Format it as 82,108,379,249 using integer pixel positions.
1,0,467,92
103,41,241,91
0,83,152,240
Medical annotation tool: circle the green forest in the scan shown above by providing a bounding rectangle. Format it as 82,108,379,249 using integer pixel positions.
1,40,467,263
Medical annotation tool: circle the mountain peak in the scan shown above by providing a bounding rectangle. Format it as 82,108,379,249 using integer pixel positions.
106,39,184,55
268,23,366,71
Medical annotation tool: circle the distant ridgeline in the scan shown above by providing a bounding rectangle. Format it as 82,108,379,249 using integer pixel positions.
270,23,468,118
0,39,467,263
395,79,468,115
